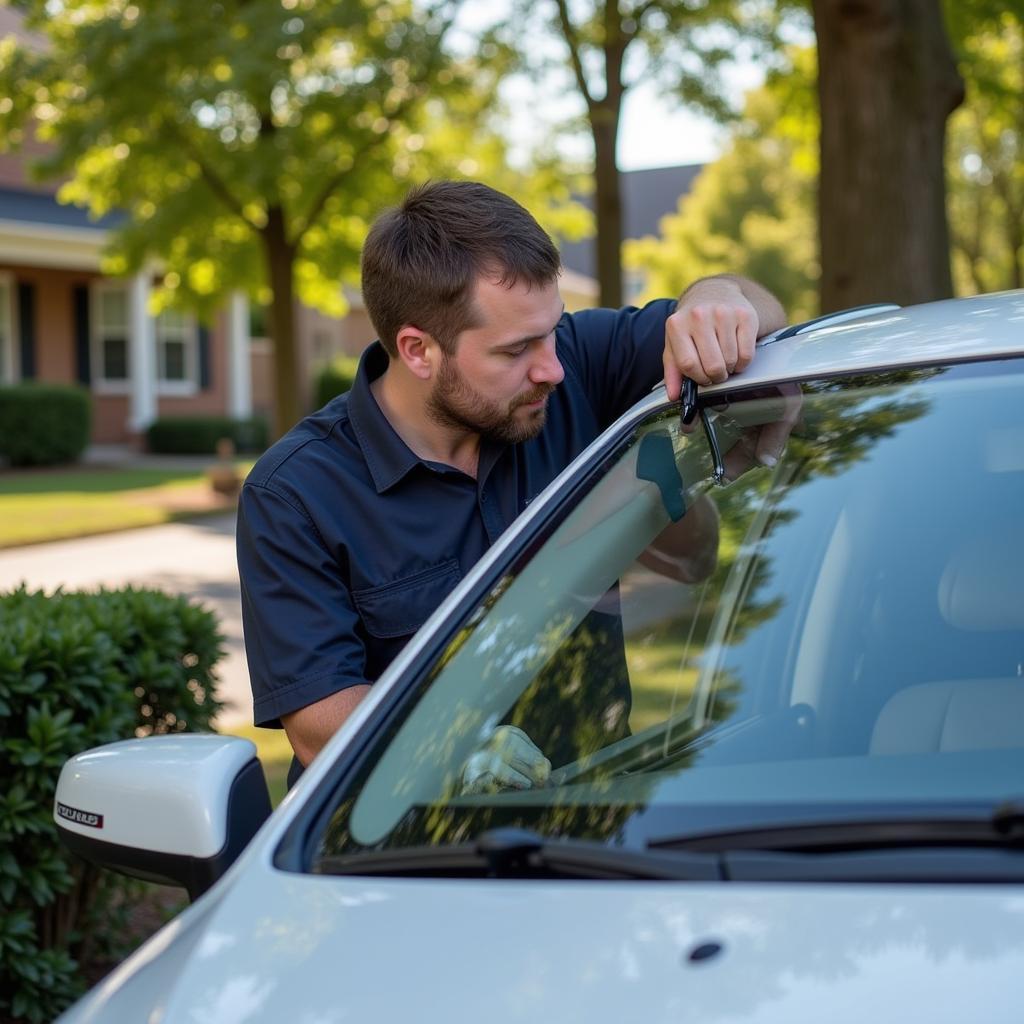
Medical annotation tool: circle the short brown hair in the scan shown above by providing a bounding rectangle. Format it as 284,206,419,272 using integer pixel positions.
361,180,561,357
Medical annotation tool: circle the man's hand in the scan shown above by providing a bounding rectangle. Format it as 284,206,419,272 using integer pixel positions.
663,275,787,400
718,382,803,481
461,725,551,795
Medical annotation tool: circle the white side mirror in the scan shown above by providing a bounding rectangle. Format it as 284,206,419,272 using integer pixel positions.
54,734,272,900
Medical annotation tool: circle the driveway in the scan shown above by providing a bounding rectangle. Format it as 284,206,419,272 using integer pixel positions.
0,513,252,728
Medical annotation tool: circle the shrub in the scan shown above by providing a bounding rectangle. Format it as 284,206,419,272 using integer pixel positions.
0,384,91,467
0,586,225,1022
313,355,360,410
146,415,268,455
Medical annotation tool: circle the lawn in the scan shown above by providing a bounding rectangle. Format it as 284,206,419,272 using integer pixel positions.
222,722,293,807
0,465,247,547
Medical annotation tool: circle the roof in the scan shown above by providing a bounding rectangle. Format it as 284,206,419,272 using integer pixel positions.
559,163,703,279
0,186,122,232
702,291,1024,397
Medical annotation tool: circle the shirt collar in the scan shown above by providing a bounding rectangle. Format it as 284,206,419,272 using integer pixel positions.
347,342,426,494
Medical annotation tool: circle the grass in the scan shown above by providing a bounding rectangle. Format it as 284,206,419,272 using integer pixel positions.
0,464,249,547
221,722,293,807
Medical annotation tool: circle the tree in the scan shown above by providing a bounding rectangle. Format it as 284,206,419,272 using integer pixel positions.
810,0,964,312
946,12,1024,294
515,0,780,308
624,48,819,321
0,0,477,434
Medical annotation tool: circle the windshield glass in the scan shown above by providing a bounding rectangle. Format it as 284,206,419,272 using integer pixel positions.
316,362,1024,857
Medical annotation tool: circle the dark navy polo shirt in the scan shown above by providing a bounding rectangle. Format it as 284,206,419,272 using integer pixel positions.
236,299,675,732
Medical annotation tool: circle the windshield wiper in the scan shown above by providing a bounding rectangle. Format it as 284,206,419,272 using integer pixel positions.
649,806,1024,854
316,827,721,881
646,806,1024,882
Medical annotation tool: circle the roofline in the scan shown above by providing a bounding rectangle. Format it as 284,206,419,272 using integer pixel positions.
0,218,107,270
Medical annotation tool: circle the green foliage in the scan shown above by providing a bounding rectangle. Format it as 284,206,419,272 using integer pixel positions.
146,415,268,455
0,586,225,1021
624,48,819,322
946,13,1024,294
313,354,361,410
0,384,92,468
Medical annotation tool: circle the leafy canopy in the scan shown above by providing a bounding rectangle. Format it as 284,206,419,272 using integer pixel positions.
0,0,590,318
624,46,819,321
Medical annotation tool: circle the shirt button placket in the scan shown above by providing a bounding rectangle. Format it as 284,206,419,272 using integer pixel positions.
478,486,506,544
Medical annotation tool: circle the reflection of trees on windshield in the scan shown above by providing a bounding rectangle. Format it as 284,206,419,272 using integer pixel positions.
323,372,950,856
509,609,632,769
629,374,937,751
711,375,936,625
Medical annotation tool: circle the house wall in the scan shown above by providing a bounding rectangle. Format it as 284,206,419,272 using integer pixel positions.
0,263,98,383
250,303,377,423
92,395,131,445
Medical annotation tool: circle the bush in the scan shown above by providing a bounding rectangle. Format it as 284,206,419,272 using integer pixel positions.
313,355,360,410
0,586,225,1022
0,384,91,467
146,415,268,455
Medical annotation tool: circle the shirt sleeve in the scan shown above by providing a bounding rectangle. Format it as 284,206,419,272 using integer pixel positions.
558,298,675,428
236,480,369,728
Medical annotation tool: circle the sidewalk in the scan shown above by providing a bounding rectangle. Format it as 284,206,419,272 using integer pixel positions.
0,512,252,728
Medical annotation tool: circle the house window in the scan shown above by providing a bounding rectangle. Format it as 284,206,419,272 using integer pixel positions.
92,283,131,390
0,276,14,383
155,308,197,394
91,281,198,394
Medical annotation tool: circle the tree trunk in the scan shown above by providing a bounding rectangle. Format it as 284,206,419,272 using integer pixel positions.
592,105,623,308
812,0,964,312
263,205,301,438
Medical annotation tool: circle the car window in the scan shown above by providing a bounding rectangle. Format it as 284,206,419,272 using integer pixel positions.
316,361,1024,857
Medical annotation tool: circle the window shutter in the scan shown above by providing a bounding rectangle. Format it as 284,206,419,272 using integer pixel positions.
198,324,211,390
17,283,36,380
74,285,91,384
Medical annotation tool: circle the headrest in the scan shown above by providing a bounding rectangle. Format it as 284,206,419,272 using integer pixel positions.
938,525,1024,631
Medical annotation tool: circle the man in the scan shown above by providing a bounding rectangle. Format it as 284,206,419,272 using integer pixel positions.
237,180,786,788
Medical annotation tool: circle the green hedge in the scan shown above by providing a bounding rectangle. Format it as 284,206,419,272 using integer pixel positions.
0,586,225,1023
146,415,268,455
313,355,360,410
0,384,91,467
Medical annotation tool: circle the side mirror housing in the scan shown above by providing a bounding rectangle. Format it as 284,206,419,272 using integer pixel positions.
54,735,272,901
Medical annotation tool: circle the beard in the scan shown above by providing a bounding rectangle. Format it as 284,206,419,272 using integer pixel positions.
426,355,553,445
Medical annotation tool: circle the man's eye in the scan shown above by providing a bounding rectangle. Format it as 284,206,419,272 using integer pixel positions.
504,347,527,358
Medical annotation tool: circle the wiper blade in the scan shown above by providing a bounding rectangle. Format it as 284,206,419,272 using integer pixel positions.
649,808,1024,855
317,828,721,881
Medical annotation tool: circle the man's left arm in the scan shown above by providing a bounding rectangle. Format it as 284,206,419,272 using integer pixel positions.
663,274,787,400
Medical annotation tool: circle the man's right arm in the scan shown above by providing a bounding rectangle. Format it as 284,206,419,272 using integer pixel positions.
282,685,372,767
237,480,372,767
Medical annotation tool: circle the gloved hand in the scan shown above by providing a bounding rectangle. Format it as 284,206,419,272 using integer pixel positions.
460,725,551,795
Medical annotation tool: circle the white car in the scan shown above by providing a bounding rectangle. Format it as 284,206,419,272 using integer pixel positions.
55,291,1024,1023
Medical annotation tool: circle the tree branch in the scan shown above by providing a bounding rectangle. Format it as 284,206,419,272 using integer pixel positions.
292,7,459,244
167,121,259,230
554,0,595,109
630,0,663,29
602,0,628,112
290,90,423,245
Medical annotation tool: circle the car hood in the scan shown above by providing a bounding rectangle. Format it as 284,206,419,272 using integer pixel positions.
61,866,1024,1024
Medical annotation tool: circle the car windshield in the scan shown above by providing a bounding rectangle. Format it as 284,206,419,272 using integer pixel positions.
315,361,1024,858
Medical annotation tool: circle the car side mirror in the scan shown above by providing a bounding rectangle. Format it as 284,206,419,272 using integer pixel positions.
53,735,272,901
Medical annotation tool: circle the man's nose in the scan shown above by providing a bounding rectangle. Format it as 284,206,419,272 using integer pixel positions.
529,338,565,386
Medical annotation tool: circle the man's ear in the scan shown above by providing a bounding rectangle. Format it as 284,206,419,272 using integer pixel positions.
394,324,438,381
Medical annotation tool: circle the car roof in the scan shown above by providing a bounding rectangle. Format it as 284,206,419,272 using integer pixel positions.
701,290,1024,396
